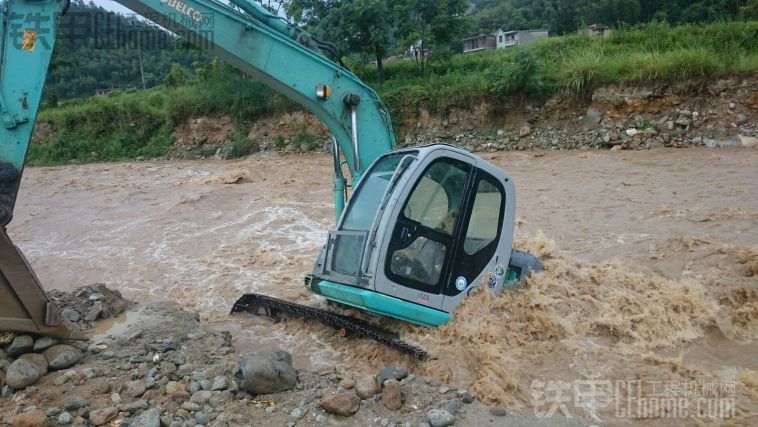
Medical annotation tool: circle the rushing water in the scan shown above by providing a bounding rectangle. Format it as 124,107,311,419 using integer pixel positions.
10,148,757,425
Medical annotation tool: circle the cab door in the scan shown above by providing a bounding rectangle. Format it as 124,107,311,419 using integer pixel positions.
373,149,475,310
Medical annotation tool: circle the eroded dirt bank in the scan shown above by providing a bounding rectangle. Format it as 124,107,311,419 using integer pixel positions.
6,148,758,425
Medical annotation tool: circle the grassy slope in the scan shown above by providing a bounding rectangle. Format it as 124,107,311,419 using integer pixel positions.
31,21,757,165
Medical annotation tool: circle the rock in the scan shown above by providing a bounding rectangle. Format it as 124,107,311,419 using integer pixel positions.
354,375,378,399
735,113,747,126
0,370,4,389
125,380,147,397
195,412,210,425
290,407,306,420
518,126,531,138
427,409,455,427
729,102,736,109
211,375,227,391
339,378,354,389
438,386,450,394
675,118,691,128
165,381,189,398
611,145,623,151
315,414,326,424
64,395,89,411
12,410,47,427
130,409,162,427
6,335,34,357
110,393,121,404
739,135,758,148
119,400,149,413
44,408,60,418
57,412,72,425
234,351,297,395
321,392,360,416
456,389,474,404
5,359,44,389
585,107,602,126
377,367,408,384
489,407,507,416
181,402,201,411
18,354,48,374
84,302,103,322
625,128,638,137
382,379,402,410
43,345,82,370
191,390,212,404
89,407,117,426
60,308,81,323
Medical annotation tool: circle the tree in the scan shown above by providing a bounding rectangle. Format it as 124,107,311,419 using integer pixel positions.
396,0,470,75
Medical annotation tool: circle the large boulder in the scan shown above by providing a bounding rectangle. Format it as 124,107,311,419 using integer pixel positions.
18,353,48,374
5,359,45,389
6,335,34,357
234,350,297,395
321,392,360,416
43,345,82,370
33,337,59,353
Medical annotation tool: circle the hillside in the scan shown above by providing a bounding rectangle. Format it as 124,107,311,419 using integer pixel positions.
45,0,207,100
30,21,758,165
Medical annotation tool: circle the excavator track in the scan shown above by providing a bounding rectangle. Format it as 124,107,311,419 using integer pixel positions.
230,293,428,361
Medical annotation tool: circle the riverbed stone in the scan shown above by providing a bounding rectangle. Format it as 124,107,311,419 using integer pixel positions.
321,392,360,416
165,381,188,398
130,408,162,427
381,379,402,410
5,359,44,389
6,335,34,357
427,409,455,427
377,367,408,384
89,407,117,426
43,345,82,370
354,375,378,399
125,380,147,397
234,350,297,394
64,395,89,411
32,337,58,353
12,410,47,427
18,354,48,374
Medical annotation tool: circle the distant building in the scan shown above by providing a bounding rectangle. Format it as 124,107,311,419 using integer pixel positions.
463,29,548,53
406,40,430,60
586,24,613,37
462,35,496,53
495,29,549,48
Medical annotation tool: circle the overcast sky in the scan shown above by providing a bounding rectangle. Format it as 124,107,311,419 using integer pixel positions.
92,0,134,15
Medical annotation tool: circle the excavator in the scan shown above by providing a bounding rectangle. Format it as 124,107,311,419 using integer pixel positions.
0,0,541,357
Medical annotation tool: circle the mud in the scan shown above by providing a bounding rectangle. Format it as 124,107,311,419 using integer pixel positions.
8,147,758,425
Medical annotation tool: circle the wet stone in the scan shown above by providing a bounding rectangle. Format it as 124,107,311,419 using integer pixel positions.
32,336,59,353
6,335,34,357
43,345,83,370
5,359,45,389
234,350,297,395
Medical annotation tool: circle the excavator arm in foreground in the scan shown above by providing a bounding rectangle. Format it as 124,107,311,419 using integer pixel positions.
0,0,396,339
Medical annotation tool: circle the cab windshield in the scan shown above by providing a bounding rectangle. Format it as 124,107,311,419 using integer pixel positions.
341,153,412,231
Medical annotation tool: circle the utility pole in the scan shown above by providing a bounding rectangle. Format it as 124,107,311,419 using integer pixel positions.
138,51,146,90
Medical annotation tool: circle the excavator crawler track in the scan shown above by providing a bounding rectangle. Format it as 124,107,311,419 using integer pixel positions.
231,293,428,361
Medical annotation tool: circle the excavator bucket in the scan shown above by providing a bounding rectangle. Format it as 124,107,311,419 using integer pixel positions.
0,229,83,339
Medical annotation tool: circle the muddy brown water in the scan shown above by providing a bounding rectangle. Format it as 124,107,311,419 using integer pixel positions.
9,148,757,425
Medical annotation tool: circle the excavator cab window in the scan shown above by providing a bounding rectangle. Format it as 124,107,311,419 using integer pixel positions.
386,159,471,293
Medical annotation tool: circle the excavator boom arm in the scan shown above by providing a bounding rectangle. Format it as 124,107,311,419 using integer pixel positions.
0,0,396,339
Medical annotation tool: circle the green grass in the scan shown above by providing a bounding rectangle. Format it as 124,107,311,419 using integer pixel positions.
31,21,758,165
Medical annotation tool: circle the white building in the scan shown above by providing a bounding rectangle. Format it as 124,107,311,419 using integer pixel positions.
494,29,549,49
